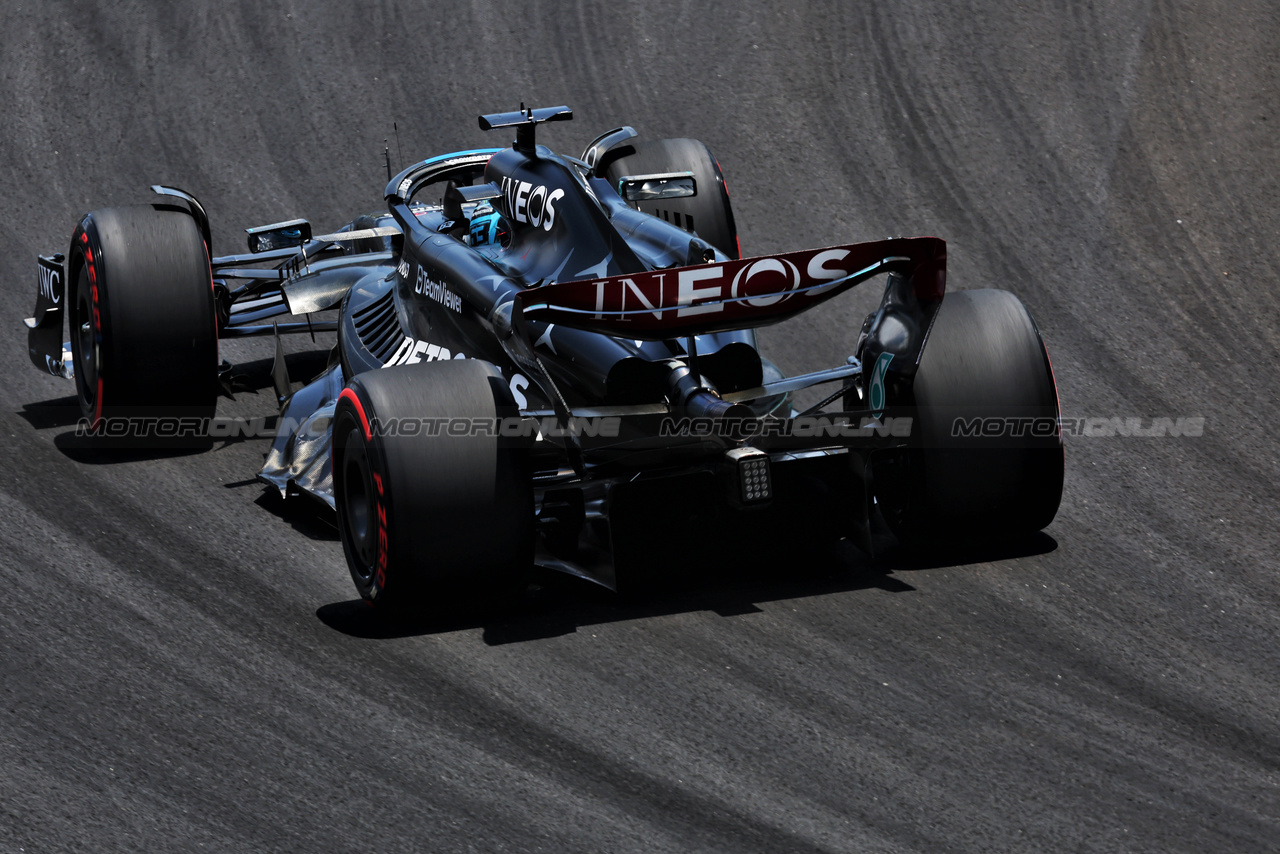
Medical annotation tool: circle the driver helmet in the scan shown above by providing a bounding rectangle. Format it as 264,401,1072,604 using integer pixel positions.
468,204,511,248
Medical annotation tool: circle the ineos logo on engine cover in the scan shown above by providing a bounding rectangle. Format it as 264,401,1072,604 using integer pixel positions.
500,177,564,231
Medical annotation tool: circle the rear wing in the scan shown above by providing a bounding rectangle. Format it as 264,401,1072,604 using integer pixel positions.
519,237,945,339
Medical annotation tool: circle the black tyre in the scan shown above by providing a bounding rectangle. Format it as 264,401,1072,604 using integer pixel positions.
69,205,218,433
332,359,534,612
873,289,1064,548
604,138,741,259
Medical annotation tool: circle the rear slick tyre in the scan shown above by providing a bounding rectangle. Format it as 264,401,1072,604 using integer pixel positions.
873,289,1064,550
332,359,534,614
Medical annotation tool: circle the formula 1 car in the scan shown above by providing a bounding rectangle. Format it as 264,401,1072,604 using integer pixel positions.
25,105,1063,607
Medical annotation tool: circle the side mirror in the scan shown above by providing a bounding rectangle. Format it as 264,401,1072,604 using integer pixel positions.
617,172,697,203
246,218,312,253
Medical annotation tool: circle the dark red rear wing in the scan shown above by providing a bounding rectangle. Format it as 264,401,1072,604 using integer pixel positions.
520,237,945,340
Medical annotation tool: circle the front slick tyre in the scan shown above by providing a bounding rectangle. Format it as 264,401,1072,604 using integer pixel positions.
69,204,217,448
332,359,534,616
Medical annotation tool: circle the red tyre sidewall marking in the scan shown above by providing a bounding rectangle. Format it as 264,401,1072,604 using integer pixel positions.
338,387,372,440
712,156,741,260
372,471,388,591
79,230,104,427
339,387,388,596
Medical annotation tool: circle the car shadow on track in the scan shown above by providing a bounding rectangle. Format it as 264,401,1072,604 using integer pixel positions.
24,394,214,463
20,348,333,463
877,530,1059,573
315,532,1057,645
252,488,339,540
18,396,82,430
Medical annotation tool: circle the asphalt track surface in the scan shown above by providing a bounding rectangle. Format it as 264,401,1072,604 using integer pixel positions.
2,3,1278,851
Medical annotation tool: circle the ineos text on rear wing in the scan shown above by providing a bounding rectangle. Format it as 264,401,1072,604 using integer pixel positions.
520,237,945,340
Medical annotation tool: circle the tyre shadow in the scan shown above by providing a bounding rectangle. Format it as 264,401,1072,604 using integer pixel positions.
314,533,1056,645
18,396,82,430
20,398,209,465
51,430,214,463
21,347,333,465
877,530,1058,572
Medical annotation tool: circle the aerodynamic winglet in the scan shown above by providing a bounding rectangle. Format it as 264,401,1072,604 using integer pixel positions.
479,105,574,153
